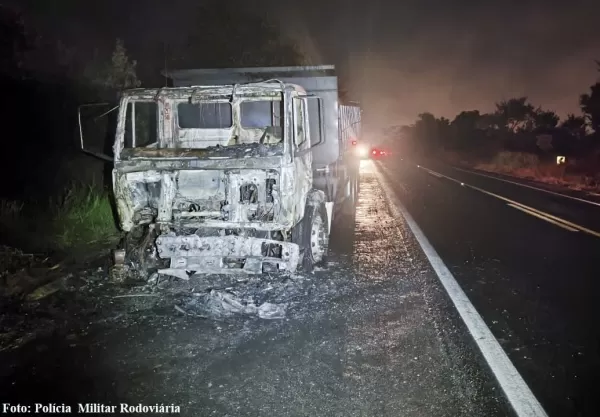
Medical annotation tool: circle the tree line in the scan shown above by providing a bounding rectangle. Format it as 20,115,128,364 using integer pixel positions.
1,2,313,101
387,62,600,158
0,2,312,198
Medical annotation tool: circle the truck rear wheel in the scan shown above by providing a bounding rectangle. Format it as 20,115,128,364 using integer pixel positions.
300,202,330,272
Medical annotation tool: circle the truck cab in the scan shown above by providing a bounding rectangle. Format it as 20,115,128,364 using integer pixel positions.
80,66,360,278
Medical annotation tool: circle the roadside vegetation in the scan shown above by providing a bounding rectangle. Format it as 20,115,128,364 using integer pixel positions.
387,62,600,193
473,152,600,193
0,2,313,258
0,183,121,255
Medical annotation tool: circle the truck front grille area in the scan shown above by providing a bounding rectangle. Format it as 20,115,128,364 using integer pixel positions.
119,169,283,229
165,169,281,224
234,171,279,223
240,183,259,204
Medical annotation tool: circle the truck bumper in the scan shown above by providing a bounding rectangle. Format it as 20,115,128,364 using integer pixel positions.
155,235,300,278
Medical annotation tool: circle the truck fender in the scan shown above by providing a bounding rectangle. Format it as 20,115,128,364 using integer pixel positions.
305,189,332,234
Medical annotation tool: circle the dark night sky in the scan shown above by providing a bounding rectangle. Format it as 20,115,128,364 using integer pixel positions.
9,0,600,130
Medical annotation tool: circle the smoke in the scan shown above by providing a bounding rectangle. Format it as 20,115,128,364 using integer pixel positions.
274,0,600,129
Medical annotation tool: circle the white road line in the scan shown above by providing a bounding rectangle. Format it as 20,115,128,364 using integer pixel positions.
417,164,600,239
451,165,600,208
374,163,548,417
507,203,579,232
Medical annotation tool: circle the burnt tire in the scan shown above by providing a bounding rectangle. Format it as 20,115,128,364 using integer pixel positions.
300,202,330,273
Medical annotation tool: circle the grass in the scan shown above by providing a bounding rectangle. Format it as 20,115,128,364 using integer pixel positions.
50,184,121,250
484,151,541,172
0,183,121,254
443,150,600,193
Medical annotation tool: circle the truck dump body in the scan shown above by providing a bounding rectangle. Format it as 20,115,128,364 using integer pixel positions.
339,104,361,152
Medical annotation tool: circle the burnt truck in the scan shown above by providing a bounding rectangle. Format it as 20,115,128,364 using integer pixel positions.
81,65,361,278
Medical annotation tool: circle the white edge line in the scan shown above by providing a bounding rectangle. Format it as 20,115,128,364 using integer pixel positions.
374,163,548,417
451,165,600,208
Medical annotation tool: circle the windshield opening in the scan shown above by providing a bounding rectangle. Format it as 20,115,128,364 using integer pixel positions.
177,102,233,129
123,101,158,148
241,100,282,129
240,99,283,145
174,95,284,149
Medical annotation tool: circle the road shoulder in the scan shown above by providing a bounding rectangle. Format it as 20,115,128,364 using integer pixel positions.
0,162,512,416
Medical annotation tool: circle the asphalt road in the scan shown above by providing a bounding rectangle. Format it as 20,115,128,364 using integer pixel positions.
380,157,600,416
0,161,512,417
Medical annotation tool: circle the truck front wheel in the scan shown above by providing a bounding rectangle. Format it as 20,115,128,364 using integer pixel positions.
299,202,330,272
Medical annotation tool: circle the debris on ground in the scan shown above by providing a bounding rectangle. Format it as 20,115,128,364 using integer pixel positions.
109,264,149,284
174,304,207,319
0,245,65,299
182,289,288,320
0,240,352,357
257,302,286,319
26,276,67,301
0,245,53,276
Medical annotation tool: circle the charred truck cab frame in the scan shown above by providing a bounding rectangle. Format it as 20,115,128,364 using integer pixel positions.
80,66,361,278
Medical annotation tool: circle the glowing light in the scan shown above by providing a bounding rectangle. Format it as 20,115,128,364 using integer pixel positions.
356,144,369,158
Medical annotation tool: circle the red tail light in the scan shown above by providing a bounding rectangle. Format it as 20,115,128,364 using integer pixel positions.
351,140,357,146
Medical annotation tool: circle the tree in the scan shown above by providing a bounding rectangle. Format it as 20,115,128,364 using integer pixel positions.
0,5,31,79
412,113,449,148
532,108,559,130
494,97,535,133
449,110,483,149
577,60,600,132
451,110,482,132
477,113,500,130
560,114,587,139
580,83,600,132
85,39,140,98
438,117,451,130
414,113,438,139
168,1,309,69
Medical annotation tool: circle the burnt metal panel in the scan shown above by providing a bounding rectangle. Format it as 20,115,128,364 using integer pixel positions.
339,104,361,150
165,66,341,169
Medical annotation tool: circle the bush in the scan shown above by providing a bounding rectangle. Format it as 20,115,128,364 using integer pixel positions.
467,150,600,192
50,184,120,250
0,183,121,254
491,151,540,171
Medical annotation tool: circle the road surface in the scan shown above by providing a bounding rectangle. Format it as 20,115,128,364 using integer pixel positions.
381,157,600,416
0,161,514,417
